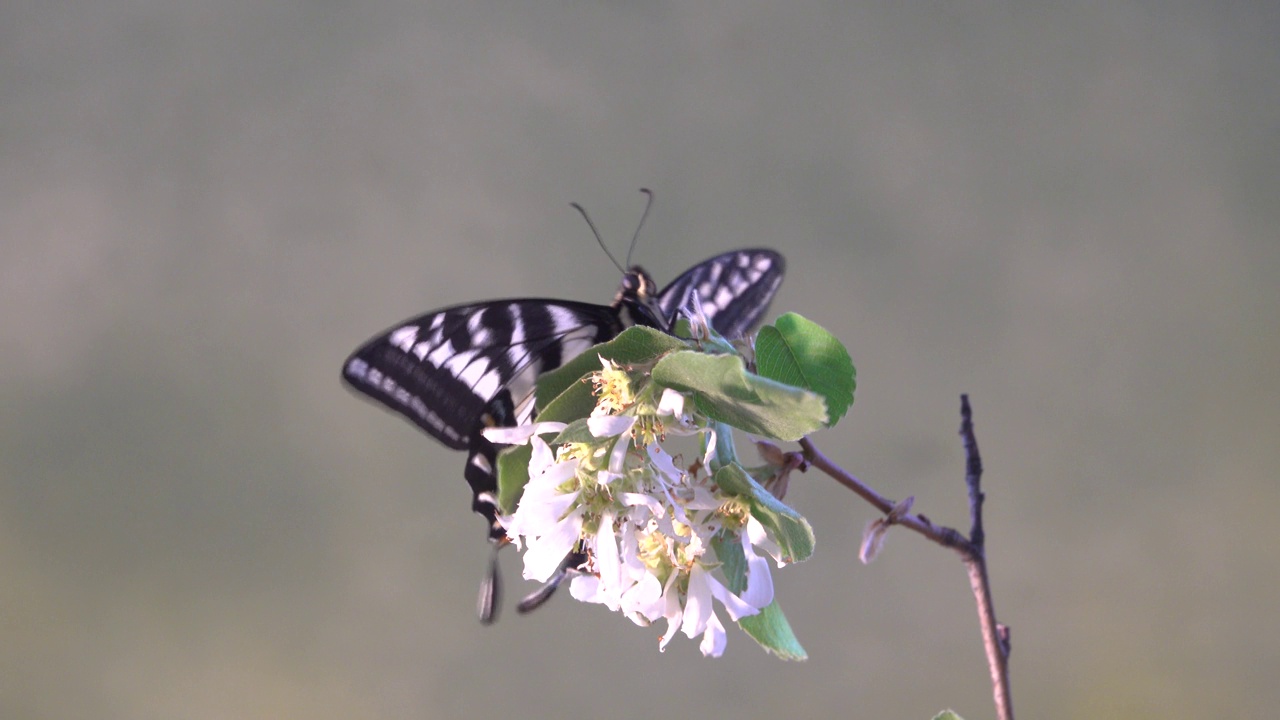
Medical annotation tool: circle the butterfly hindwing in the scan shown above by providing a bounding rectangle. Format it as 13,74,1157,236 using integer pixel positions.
655,249,785,338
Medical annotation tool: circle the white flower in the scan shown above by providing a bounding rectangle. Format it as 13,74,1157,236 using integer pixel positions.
589,356,634,416
492,355,795,658
570,514,666,625
499,434,583,581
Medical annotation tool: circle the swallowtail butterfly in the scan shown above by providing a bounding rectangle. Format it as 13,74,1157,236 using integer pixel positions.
342,211,784,622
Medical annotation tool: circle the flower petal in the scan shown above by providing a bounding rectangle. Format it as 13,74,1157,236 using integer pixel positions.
747,515,786,567
522,509,583,582
698,610,728,657
505,487,578,539
482,422,567,445
681,564,713,639
619,492,665,517
707,572,761,621
701,427,718,468
739,522,776,610
593,511,622,610
588,414,635,439
528,435,555,475
569,574,602,603
657,388,685,417
620,571,663,625
646,443,684,484
607,435,632,476
658,573,684,652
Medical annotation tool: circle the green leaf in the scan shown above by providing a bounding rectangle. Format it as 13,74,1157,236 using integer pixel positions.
704,421,737,473
535,326,688,414
549,417,597,446
755,313,856,426
932,712,965,720
739,600,807,661
714,463,814,563
652,351,828,441
536,374,599,425
712,534,807,661
495,442,532,515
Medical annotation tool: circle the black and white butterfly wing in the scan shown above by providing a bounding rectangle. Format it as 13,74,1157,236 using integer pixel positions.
655,249,785,338
343,299,625,451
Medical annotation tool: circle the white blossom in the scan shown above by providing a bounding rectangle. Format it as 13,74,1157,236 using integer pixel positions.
493,357,790,657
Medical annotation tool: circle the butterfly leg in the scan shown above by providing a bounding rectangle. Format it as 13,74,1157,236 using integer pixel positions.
516,549,588,614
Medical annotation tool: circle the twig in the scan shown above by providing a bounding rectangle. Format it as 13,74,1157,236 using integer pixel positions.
797,437,968,552
958,395,1013,720
798,395,1013,720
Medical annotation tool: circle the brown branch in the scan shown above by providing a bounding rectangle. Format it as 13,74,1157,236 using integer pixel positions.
798,395,1013,720
797,436,970,553
958,394,1013,720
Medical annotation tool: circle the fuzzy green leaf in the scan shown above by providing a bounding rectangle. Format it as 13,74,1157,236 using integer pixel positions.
549,417,597,446
713,534,807,661
535,375,599,425
652,351,828,441
495,443,532,515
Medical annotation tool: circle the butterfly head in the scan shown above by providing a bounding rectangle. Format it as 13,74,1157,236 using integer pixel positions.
615,266,668,331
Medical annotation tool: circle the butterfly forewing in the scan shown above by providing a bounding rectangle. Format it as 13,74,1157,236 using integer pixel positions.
343,299,625,450
655,249,785,338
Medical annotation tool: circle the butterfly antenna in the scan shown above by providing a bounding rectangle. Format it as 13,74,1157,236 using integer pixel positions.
572,201,625,275
625,188,654,269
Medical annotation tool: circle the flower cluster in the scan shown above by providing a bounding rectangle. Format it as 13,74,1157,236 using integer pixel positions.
487,358,785,657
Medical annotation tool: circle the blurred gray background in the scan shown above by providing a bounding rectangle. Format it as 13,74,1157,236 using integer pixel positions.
3,2,1277,718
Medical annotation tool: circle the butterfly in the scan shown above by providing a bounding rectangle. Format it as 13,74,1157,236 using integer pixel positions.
342,203,785,622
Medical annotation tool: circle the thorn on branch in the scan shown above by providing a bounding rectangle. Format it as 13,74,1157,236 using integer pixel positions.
997,624,1012,657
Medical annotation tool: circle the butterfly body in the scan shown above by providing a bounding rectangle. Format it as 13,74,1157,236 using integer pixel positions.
342,249,784,618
